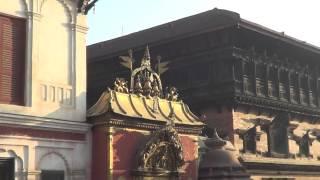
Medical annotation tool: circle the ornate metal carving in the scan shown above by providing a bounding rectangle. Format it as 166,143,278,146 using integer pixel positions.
136,123,184,172
165,87,179,101
155,55,170,75
116,46,175,99
119,49,135,73
113,78,129,93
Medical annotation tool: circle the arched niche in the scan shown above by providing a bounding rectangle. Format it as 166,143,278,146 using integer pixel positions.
38,151,70,180
38,0,73,85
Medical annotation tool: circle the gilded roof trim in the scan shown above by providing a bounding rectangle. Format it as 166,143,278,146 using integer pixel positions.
113,91,127,114
87,90,204,126
129,94,143,117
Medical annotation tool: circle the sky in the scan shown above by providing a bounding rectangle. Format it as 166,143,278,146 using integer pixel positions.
87,0,320,47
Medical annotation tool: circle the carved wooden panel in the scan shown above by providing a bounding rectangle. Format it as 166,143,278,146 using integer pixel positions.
268,68,278,98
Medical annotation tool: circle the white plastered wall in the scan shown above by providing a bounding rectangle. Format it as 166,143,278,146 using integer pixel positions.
0,0,91,180
0,0,88,123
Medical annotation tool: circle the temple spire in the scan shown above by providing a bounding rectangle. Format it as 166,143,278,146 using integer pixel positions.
141,45,151,67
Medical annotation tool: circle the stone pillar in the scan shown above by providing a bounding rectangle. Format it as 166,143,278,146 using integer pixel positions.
29,12,42,106
74,15,88,116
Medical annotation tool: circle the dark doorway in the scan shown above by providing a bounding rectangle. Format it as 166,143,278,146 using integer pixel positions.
41,170,64,180
268,113,289,157
243,126,257,153
0,158,14,180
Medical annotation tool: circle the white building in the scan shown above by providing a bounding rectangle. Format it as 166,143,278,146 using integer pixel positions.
0,0,93,179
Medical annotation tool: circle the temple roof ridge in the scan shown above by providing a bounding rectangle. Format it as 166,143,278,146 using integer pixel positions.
87,89,203,126
87,47,203,126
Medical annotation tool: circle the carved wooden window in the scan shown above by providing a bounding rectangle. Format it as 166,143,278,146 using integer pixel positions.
234,61,242,93
256,63,266,96
242,127,257,153
268,67,277,98
300,76,308,105
0,158,14,180
243,62,254,94
309,77,317,106
289,73,299,103
318,79,320,105
279,70,289,101
0,14,26,105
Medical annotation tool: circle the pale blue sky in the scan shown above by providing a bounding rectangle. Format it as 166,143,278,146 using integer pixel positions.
87,0,320,47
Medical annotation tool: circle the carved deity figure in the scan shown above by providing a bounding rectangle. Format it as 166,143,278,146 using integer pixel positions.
143,75,153,98
165,87,179,101
151,80,160,97
134,75,143,95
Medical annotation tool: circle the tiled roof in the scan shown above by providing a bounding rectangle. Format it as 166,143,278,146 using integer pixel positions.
87,89,204,126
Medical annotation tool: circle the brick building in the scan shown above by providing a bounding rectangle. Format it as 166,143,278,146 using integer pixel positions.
87,9,320,179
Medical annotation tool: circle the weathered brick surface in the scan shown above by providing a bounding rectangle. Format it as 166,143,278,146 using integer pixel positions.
200,106,234,142
180,135,198,179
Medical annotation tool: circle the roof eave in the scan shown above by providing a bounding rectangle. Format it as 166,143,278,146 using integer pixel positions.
238,19,320,54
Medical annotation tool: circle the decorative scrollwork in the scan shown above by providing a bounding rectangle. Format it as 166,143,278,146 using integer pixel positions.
117,46,173,99
137,124,184,172
113,78,129,93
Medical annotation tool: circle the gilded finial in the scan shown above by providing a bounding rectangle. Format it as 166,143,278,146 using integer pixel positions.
141,45,151,67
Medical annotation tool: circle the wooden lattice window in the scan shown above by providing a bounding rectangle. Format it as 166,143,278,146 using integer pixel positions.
0,14,26,105
300,76,308,104
243,61,254,94
256,63,266,96
279,70,289,100
289,73,299,103
268,67,278,98
309,77,317,106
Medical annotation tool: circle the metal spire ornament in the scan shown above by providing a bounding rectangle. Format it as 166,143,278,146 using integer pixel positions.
141,45,151,67
119,49,134,73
